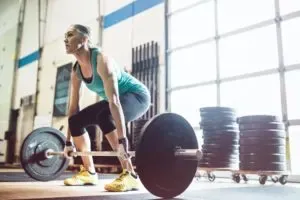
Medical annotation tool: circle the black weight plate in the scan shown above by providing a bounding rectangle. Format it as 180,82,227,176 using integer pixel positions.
20,127,69,181
239,122,285,131
239,145,286,154
240,137,286,146
202,144,239,150
201,123,239,131
200,106,236,113
240,154,286,163
201,156,239,163
135,113,198,199
199,161,239,168
240,130,286,138
239,162,287,171
203,138,239,145
200,119,237,127
203,130,239,137
203,133,239,141
202,152,239,159
202,147,239,155
237,115,281,124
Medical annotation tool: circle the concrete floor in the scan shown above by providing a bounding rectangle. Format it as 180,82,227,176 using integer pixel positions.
1,169,300,200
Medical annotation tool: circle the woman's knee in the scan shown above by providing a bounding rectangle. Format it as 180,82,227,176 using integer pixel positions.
68,114,85,137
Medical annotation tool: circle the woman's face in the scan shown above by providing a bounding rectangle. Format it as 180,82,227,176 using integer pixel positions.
64,27,85,54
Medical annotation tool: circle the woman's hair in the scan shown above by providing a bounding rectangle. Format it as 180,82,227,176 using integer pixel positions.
71,24,93,46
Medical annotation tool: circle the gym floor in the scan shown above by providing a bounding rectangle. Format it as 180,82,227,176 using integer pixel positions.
0,168,300,200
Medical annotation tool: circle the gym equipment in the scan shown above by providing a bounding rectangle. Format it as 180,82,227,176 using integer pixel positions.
238,115,287,172
199,107,239,171
20,112,202,199
20,127,69,181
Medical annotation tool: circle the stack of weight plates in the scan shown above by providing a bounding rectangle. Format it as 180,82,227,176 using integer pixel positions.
238,115,287,171
199,107,239,169
131,119,149,151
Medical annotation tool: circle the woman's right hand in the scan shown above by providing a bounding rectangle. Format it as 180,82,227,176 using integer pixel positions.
64,141,76,158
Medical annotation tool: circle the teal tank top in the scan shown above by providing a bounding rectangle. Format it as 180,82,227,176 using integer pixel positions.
74,47,149,100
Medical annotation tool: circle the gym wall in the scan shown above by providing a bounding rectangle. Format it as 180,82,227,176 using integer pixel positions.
0,0,20,162
0,0,165,163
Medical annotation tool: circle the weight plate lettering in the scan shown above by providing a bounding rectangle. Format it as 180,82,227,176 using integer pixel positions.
20,127,69,181
135,113,198,199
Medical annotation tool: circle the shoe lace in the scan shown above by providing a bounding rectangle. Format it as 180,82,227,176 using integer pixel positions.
72,165,86,179
115,171,129,182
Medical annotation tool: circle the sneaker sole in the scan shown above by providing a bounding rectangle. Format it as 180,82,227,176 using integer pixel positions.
65,182,98,186
104,185,139,192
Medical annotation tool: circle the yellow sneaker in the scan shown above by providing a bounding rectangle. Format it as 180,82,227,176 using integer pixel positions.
64,165,98,186
104,169,139,192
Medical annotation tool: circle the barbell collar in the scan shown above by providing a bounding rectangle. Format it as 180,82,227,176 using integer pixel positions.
174,148,202,160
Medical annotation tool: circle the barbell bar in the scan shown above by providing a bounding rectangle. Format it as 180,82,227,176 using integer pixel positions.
45,149,202,160
20,112,201,199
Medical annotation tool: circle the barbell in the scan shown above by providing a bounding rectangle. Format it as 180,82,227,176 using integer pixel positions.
20,112,202,198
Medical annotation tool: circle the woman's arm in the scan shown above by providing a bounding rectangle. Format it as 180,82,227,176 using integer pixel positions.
96,53,126,139
66,68,82,141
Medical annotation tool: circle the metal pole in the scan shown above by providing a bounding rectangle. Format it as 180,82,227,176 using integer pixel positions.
47,149,202,160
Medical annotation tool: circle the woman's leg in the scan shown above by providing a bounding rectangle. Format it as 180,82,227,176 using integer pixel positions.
105,130,135,173
103,91,150,191
67,101,110,174
72,132,95,173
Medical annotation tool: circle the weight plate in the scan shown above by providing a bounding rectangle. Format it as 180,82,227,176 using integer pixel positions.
203,129,239,136
240,137,286,146
200,106,236,113
239,162,287,171
240,154,286,163
199,161,239,169
240,130,286,138
239,122,285,131
200,119,237,127
201,123,239,131
203,138,239,145
239,145,286,154
202,152,239,159
20,127,69,181
201,156,239,163
202,148,239,155
237,115,281,124
202,144,239,150
135,113,198,199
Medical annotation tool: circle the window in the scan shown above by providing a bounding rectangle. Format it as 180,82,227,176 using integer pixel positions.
219,24,278,78
285,70,300,120
217,0,275,34
169,0,203,13
170,84,217,127
288,126,300,175
169,42,216,88
279,0,300,16
220,74,282,117
169,0,215,49
281,18,300,66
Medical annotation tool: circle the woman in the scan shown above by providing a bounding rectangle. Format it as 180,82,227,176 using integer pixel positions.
63,24,150,192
